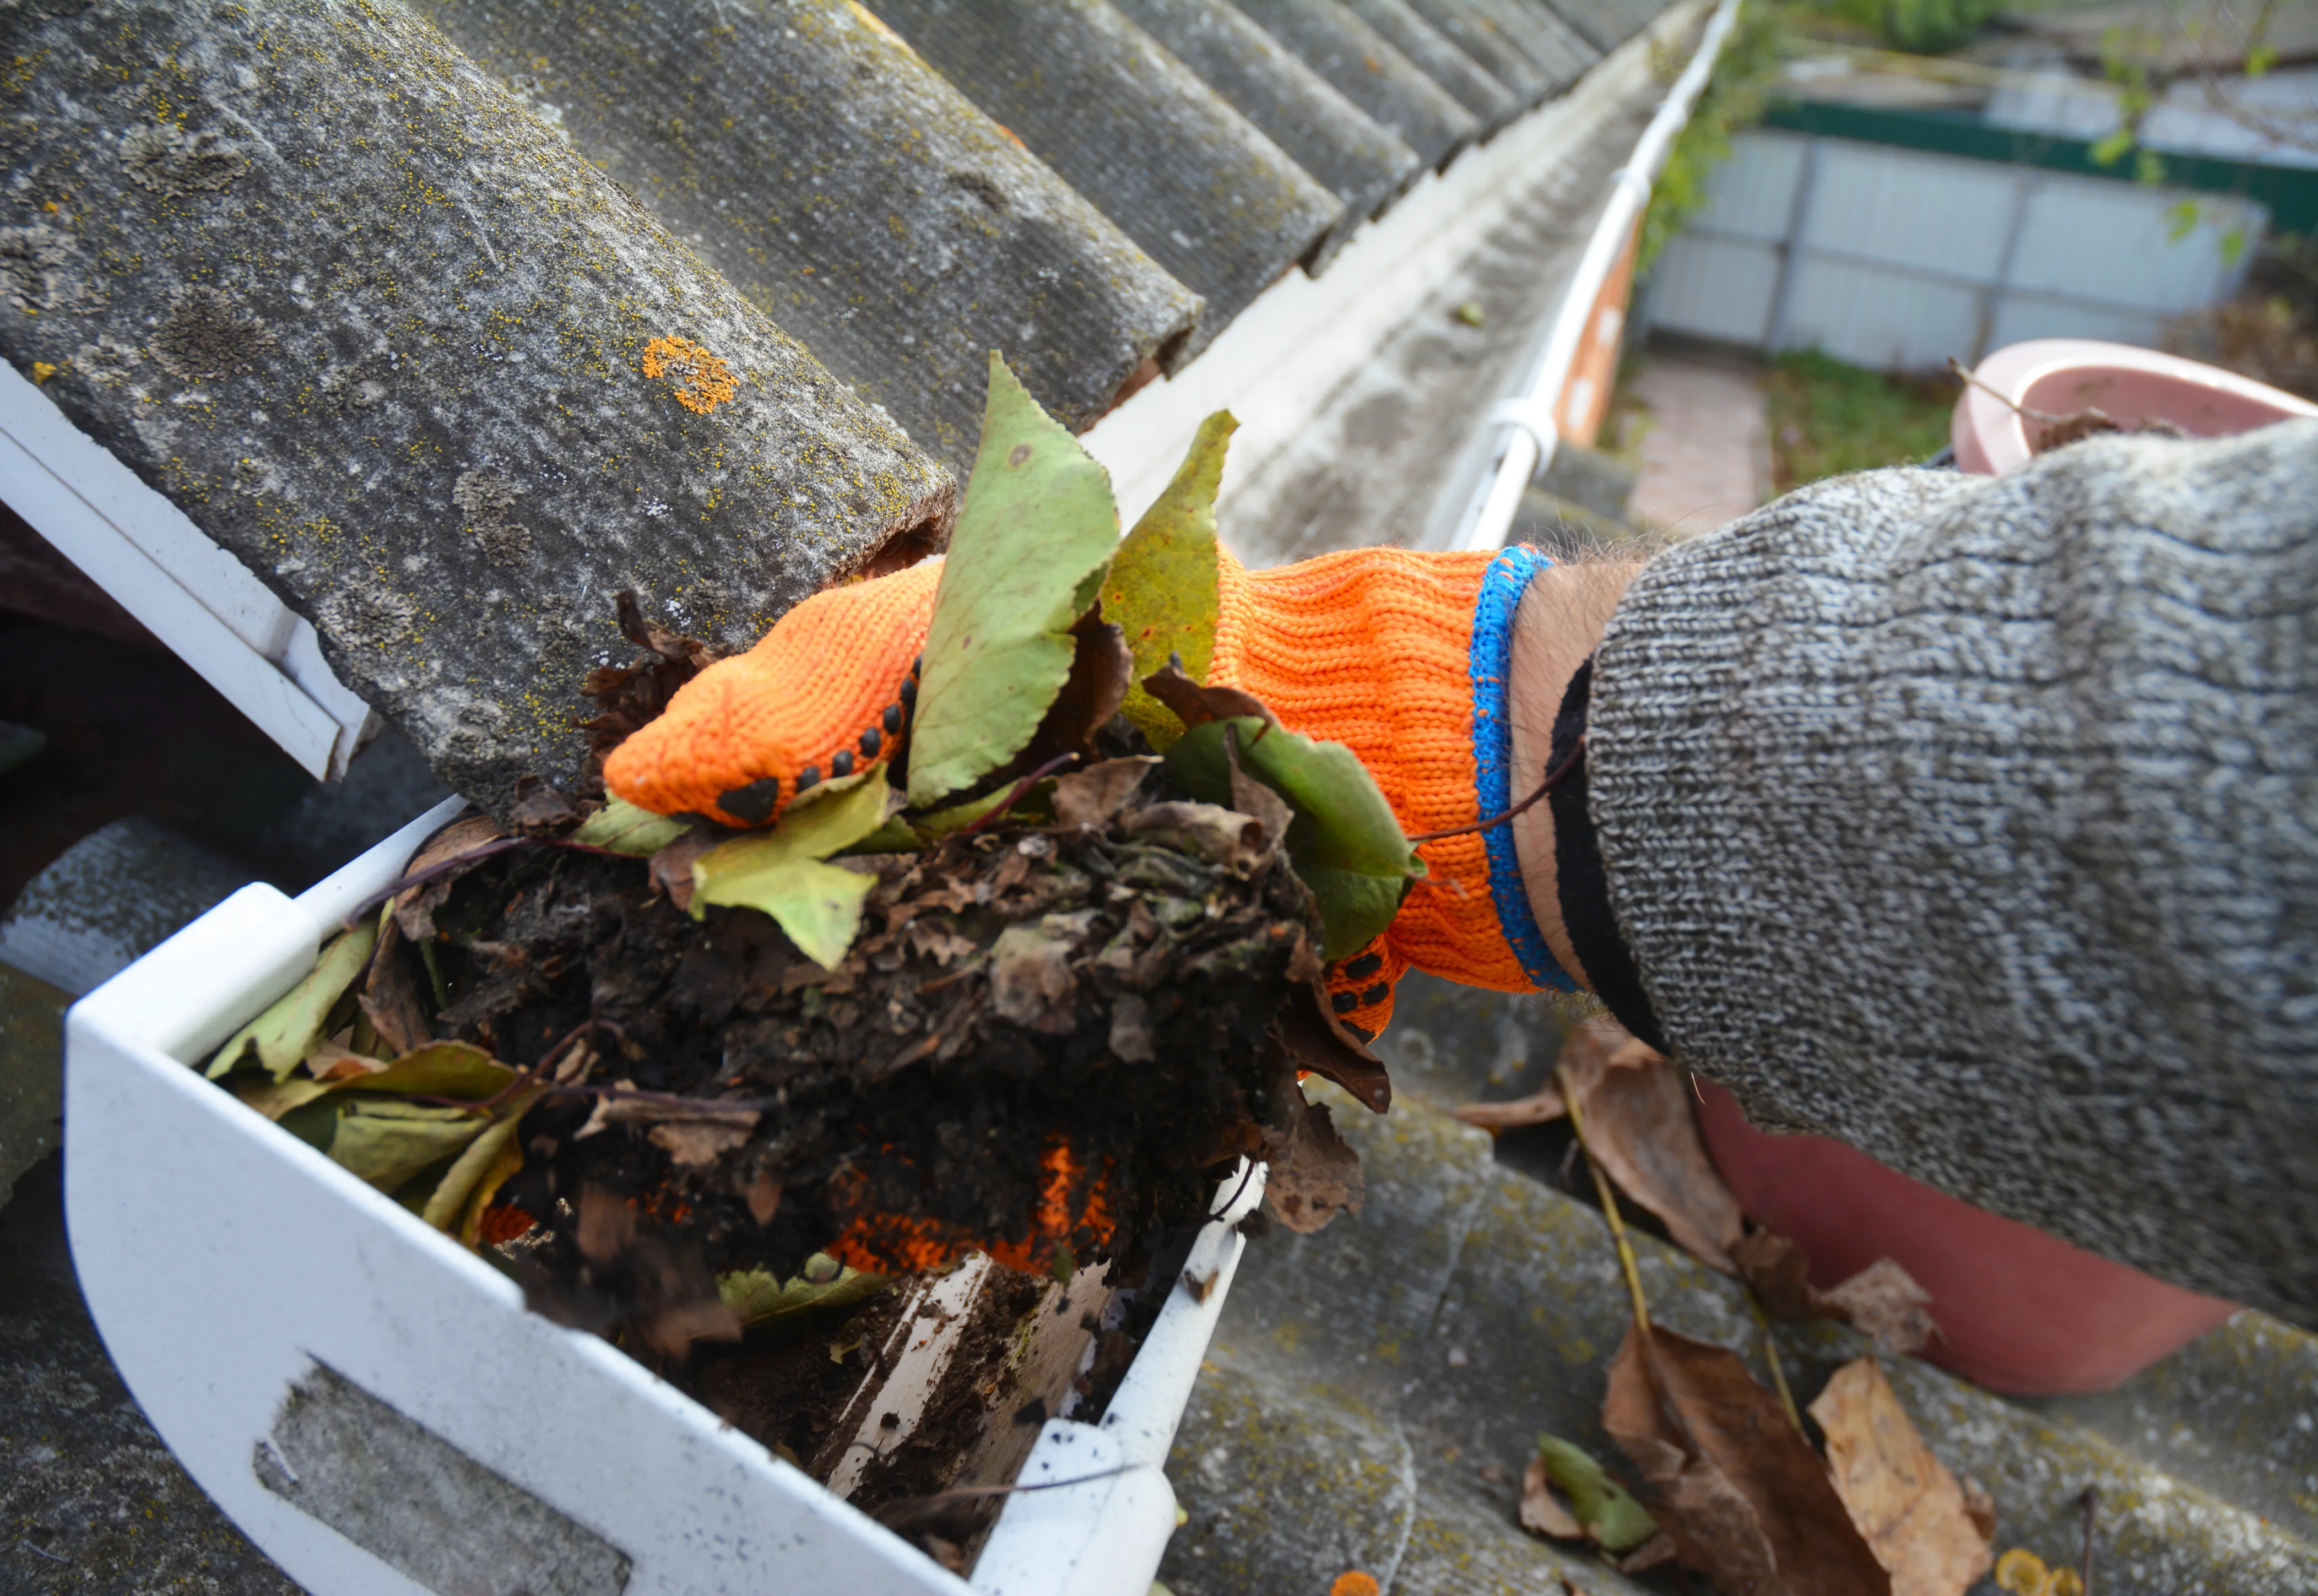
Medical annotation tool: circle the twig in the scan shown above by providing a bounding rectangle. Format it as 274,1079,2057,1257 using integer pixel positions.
1743,1287,1804,1433
1946,356,2083,428
2081,1484,2099,1596
961,752,1081,833
1406,736,1586,845
15,1541,68,1564
1560,1062,1649,1334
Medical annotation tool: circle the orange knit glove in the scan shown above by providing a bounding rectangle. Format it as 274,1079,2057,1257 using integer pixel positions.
604,545,1573,1034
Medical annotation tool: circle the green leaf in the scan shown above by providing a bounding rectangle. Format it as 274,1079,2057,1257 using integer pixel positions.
421,1086,545,1234
1166,718,1422,959
2089,126,2134,167
572,796,694,855
230,1040,517,1121
327,1099,491,1194
907,352,1120,807
2248,40,2278,76
2220,226,2248,267
1107,412,1233,749
2165,199,2200,241
1536,1435,1659,1553
2133,148,2166,187
692,773,893,966
207,922,380,1082
719,1257,892,1327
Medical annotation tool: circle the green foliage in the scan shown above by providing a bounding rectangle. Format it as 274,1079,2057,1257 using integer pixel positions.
692,773,895,967
1165,718,1422,959
907,352,1120,807
1106,410,1234,750
1639,0,1791,276
1535,1435,1661,1552
572,796,694,855
1765,349,1954,490
207,921,378,1082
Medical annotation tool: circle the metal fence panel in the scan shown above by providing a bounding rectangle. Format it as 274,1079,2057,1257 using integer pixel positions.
1644,232,1784,344
1799,141,2019,280
1780,257,1986,370
2007,179,2261,312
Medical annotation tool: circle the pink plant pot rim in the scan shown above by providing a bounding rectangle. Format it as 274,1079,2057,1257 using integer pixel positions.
1951,338,2318,475
1696,1082,2237,1394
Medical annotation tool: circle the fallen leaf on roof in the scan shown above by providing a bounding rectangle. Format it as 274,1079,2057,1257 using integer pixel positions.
1106,410,1233,748
1569,1037,1745,1273
359,912,432,1057
1602,1321,1891,1596
1810,1358,1994,1596
1734,1228,1940,1357
907,351,1120,807
719,1256,891,1327
206,920,378,1081
1520,1434,1659,1551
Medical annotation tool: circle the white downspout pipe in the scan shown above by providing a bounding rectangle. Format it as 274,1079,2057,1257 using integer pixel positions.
1452,0,1748,552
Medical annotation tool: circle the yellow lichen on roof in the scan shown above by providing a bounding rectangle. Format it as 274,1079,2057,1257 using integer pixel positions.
641,333,736,414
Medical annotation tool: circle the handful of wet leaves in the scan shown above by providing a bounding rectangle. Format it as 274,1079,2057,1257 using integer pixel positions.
196,356,1412,1528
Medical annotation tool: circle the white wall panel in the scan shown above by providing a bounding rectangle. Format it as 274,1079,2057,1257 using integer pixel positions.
1778,258,1984,371
1689,131,1806,241
1646,233,1783,344
1798,143,2020,280
1986,292,2165,351
2007,179,2259,312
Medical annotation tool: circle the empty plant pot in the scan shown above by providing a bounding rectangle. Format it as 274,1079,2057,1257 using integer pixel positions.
1951,336,2318,475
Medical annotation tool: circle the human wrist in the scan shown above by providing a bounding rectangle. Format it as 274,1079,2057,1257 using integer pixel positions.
1507,560,1638,990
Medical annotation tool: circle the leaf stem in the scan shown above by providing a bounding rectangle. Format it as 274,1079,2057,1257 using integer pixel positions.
1743,1286,1804,1432
1406,737,1585,845
959,752,1080,834
1560,1062,1649,1335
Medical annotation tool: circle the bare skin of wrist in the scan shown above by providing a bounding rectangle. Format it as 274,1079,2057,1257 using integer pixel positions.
1508,560,1639,992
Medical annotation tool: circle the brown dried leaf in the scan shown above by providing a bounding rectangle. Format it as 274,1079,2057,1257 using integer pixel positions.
1275,974,1393,1114
1809,1359,1994,1596
358,915,432,1057
649,826,723,913
1222,725,1293,863
1603,1322,1891,1596
508,775,580,836
1261,1078,1364,1235
1051,756,1161,830
649,1120,755,1167
1819,1261,1940,1359
393,815,502,941
1140,656,1279,735
1521,1454,1585,1539
1016,614,1135,773
1121,801,1270,872
1108,992,1156,1063
1575,1039,1744,1274
1734,1230,1940,1357
1452,1085,1567,1130
989,921,1077,1034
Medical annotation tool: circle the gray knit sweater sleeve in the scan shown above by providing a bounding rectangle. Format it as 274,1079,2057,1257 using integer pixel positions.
1585,421,2317,1324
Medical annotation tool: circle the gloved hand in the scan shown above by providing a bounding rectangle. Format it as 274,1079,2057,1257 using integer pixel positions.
604,544,1578,1036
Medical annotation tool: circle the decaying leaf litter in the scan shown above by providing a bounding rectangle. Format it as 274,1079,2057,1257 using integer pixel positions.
197,355,1421,1530
1471,1022,2018,1595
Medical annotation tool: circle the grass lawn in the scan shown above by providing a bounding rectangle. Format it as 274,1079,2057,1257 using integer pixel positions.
1766,350,1956,492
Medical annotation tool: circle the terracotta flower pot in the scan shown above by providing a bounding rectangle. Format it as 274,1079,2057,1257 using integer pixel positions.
1695,1082,2235,1394
1951,336,2318,474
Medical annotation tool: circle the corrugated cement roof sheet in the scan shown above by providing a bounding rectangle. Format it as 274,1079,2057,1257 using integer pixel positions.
416,0,1203,474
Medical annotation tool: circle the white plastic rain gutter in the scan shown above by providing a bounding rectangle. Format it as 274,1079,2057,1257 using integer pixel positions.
1451,0,1748,552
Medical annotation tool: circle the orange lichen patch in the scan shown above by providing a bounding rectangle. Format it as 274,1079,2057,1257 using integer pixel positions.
641,334,737,415
1331,1573,1382,1596
824,1136,1118,1276
475,1203,538,1247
